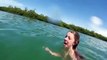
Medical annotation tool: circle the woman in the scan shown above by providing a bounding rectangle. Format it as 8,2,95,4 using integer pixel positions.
44,31,84,60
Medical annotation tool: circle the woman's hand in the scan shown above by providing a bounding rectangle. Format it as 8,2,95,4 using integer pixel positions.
43,46,50,51
45,47,51,52
43,46,61,57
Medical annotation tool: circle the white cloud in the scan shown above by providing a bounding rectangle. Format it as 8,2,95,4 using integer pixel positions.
90,16,107,37
48,5,62,20
91,16,103,26
91,25,107,37
0,0,24,8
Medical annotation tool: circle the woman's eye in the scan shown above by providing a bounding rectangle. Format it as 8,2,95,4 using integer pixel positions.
68,36,70,39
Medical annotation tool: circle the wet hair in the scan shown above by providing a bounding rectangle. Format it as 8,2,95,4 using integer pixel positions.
70,31,80,49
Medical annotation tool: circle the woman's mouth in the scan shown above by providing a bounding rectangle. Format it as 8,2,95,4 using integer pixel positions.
64,41,68,45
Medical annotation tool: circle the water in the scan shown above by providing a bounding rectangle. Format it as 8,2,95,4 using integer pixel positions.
0,11,107,60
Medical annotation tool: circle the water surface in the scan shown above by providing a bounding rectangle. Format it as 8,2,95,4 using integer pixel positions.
0,11,107,60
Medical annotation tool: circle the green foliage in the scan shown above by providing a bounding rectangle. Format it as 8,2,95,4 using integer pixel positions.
0,6,107,41
58,21,107,41
0,6,48,22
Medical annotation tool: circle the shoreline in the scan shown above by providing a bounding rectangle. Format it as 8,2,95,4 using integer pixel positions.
0,6,107,41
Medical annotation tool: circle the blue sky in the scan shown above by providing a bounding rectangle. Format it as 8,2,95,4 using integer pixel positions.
0,0,107,37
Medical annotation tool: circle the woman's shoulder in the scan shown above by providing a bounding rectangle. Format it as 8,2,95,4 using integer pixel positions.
79,54,85,60
76,51,85,60
79,53,85,60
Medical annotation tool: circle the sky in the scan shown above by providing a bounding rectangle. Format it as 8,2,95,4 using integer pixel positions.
0,0,107,37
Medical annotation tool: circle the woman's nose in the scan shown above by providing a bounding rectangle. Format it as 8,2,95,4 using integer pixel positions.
64,38,67,41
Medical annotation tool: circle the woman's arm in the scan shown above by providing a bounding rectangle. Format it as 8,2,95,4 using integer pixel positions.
44,47,62,57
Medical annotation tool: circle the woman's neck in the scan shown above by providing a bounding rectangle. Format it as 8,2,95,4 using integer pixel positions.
69,47,79,60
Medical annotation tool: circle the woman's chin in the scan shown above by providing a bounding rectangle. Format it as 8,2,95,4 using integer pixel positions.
64,44,69,48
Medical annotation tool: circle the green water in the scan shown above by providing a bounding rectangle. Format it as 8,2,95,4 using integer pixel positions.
0,11,107,60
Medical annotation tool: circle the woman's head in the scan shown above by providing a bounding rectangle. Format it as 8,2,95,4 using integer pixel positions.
64,31,80,49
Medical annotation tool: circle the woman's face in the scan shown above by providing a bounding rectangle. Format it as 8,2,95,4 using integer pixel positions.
64,32,75,48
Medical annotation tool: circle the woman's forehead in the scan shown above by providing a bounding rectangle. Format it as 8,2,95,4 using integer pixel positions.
67,32,74,36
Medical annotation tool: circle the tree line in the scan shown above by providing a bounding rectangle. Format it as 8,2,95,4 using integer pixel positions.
0,6,107,41
57,21,107,41
0,6,48,22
